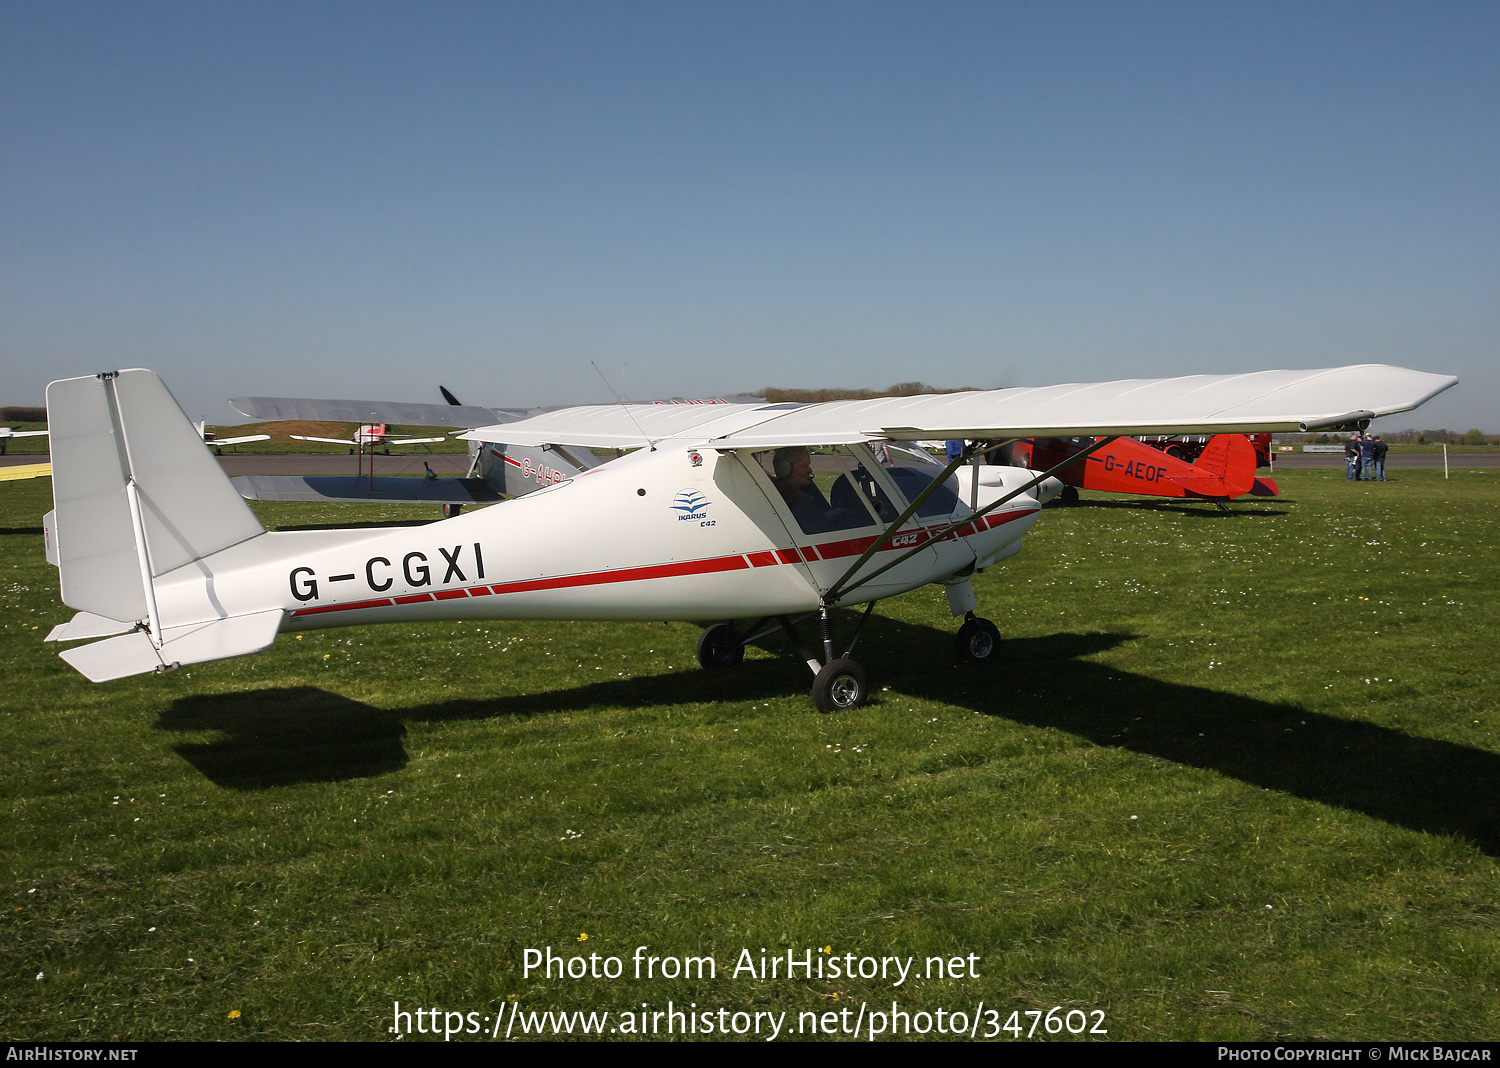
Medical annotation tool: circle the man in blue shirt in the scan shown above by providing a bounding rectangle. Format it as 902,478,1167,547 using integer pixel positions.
1359,434,1377,481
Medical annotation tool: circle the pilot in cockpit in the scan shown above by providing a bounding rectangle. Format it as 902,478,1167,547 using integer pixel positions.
771,446,876,535
771,446,821,506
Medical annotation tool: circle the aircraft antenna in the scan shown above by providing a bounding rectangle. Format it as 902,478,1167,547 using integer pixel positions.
591,361,658,450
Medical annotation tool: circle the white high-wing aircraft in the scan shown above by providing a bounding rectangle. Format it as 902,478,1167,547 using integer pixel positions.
40,365,1454,710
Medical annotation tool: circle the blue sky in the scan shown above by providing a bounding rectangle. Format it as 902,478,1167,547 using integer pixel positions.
2,1,1495,430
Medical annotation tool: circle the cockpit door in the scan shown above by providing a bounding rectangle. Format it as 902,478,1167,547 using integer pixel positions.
742,445,942,601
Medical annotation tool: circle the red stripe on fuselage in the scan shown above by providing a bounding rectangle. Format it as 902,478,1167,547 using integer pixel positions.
483,553,751,597
292,597,395,617
289,506,1035,619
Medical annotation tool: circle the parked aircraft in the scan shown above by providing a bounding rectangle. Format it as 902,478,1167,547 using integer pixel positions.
0,425,49,455
287,422,446,451
193,420,270,452
40,365,1454,710
998,434,1278,507
230,389,759,514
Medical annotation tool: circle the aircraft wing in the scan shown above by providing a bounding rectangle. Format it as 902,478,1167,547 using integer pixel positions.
461,364,1456,449
230,396,529,429
206,433,271,446
229,393,764,432
289,434,357,445
232,475,503,506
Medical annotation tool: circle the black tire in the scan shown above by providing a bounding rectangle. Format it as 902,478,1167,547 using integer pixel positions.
811,658,868,713
954,617,1001,663
696,623,744,669
1059,484,1080,506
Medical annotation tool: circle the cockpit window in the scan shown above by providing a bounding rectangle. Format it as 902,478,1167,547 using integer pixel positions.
869,443,969,519
754,446,884,536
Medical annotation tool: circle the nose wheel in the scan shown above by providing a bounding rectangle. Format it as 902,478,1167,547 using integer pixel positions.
812,658,868,713
954,613,1001,662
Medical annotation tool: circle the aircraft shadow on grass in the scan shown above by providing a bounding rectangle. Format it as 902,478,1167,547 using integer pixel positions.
1052,499,1293,518
157,616,1500,855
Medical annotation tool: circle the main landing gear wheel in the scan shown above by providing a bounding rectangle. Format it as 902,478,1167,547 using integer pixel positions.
696,623,745,669
1059,484,1080,506
954,615,1001,663
811,658,868,713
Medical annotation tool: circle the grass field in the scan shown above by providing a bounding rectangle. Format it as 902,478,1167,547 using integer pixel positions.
2,468,1497,1041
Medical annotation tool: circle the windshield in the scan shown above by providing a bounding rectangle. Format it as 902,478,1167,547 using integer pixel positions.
870,444,968,519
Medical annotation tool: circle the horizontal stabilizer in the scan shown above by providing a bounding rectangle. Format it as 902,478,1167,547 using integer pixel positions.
233,475,504,505
47,611,135,642
58,609,284,682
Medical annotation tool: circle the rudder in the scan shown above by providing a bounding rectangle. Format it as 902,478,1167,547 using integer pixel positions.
47,369,266,626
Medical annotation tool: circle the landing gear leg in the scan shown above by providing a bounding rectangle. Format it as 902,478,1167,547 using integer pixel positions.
780,605,880,712
954,611,1001,662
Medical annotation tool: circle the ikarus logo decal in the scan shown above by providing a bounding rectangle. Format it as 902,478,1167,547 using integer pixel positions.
671,489,714,526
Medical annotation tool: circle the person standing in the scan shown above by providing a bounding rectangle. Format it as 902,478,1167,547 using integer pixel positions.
1345,433,1362,480
1372,435,1388,481
1359,433,1377,481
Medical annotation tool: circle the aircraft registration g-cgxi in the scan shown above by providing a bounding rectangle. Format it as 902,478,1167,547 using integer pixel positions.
41,365,1454,711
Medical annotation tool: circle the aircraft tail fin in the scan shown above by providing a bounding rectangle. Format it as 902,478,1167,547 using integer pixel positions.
46,370,273,677
1177,434,1256,498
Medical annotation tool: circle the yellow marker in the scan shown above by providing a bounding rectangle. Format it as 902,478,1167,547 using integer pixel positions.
0,463,51,482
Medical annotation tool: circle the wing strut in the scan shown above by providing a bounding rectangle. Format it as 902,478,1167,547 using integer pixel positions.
826,436,1120,606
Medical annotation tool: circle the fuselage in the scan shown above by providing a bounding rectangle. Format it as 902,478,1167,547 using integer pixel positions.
144,444,1044,634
